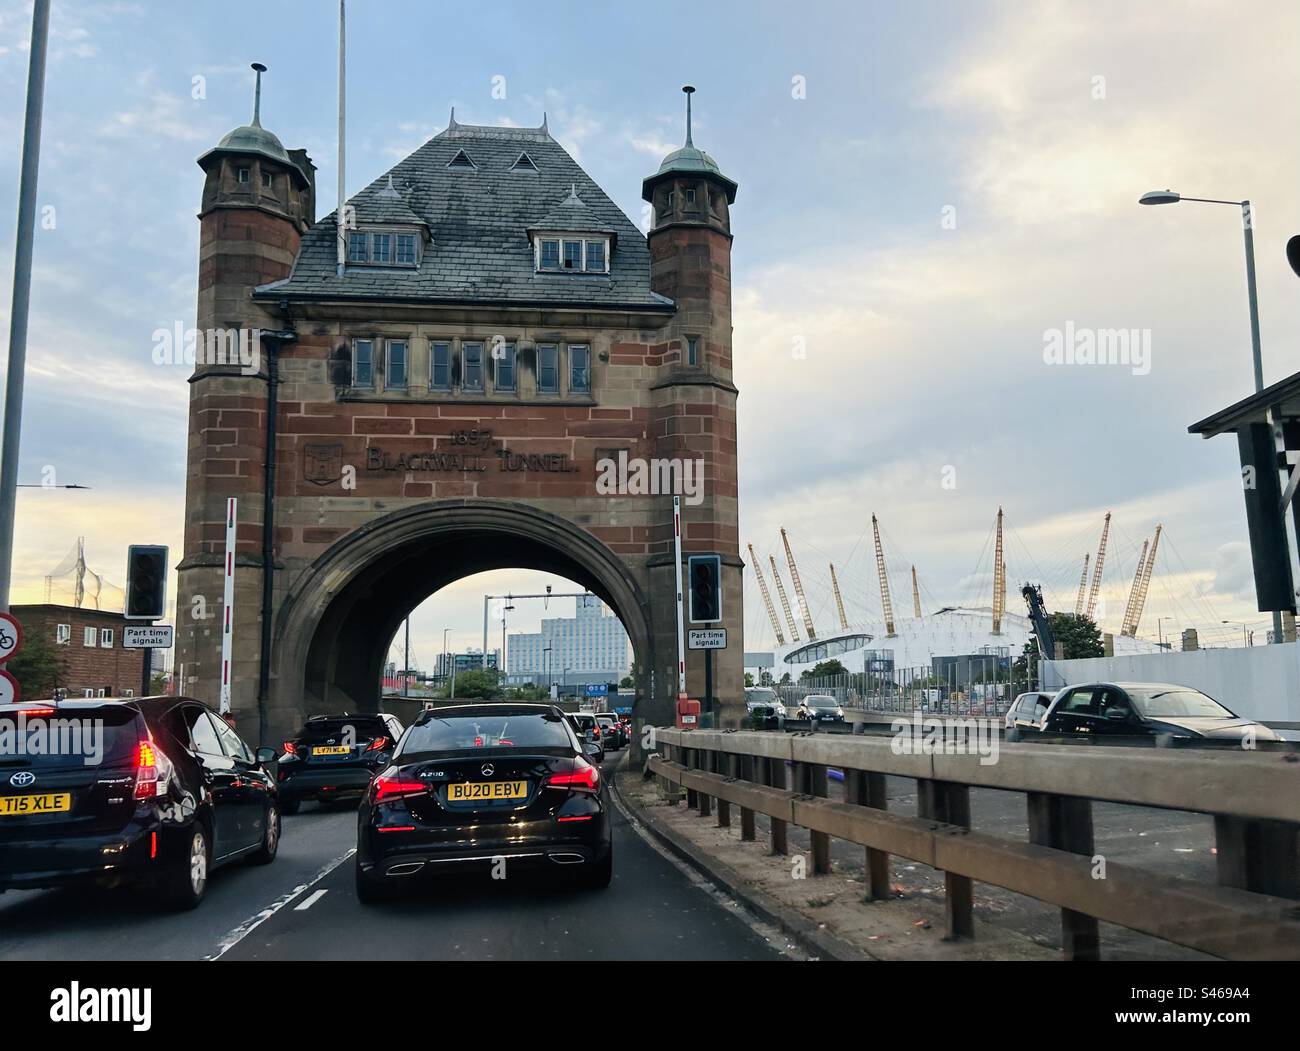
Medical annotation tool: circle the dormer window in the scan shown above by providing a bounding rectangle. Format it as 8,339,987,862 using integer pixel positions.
237,167,251,185
447,149,477,170
534,234,610,274
345,227,422,268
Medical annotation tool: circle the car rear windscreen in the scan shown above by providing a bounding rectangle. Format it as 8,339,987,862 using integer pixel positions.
297,716,388,741
0,705,142,771
399,711,573,754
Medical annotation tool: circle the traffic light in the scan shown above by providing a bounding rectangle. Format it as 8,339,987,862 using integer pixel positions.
688,554,722,623
125,545,168,621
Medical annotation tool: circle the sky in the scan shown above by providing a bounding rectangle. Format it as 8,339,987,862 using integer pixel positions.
0,0,1297,672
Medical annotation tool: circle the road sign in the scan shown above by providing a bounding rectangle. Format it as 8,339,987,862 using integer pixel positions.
123,625,174,650
0,669,17,704
0,612,22,663
688,628,727,650
584,683,608,697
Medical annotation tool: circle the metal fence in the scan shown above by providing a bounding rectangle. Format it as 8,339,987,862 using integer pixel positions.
762,660,1046,718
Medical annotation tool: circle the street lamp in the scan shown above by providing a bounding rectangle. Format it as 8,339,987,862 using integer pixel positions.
441,627,450,690
1221,620,1250,647
1156,616,1171,650
543,645,552,690
1138,189,1263,393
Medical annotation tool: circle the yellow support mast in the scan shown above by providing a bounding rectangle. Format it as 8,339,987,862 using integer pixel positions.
769,555,801,643
1126,525,1162,637
1121,539,1149,636
829,562,849,631
871,514,896,637
992,508,1006,635
1085,512,1110,620
748,544,786,646
1074,552,1090,616
911,565,922,619
781,528,817,641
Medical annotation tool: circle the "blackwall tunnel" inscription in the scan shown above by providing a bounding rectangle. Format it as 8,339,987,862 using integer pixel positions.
364,446,580,474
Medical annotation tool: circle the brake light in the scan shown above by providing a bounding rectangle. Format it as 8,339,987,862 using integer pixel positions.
546,760,600,795
282,741,297,756
20,706,56,717
133,739,166,800
365,736,391,752
371,772,427,803
592,727,601,738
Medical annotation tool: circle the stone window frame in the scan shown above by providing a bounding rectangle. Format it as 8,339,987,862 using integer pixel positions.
462,341,486,393
494,341,518,393
536,343,561,395
352,338,375,389
568,343,591,394
685,335,701,367
384,338,410,390
346,226,422,270
429,339,453,392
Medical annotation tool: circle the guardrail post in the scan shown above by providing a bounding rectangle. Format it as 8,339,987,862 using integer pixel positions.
738,754,756,841
846,769,891,900
807,762,831,875
715,749,731,828
766,756,788,855
918,779,974,940
1214,816,1300,900
684,746,698,810
1027,792,1101,960
696,748,712,818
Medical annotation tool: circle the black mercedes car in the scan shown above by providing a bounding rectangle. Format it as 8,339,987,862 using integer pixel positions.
1041,682,1283,743
355,703,612,901
0,696,280,910
276,712,404,814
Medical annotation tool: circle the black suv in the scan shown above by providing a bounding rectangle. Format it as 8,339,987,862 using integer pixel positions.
276,713,404,814
0,696,280,910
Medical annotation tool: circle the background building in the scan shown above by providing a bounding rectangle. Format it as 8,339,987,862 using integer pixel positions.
11,604,146,698
507,596,629,687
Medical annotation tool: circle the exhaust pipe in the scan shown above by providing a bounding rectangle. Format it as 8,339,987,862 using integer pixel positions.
386,861,426,876
548,853,586,865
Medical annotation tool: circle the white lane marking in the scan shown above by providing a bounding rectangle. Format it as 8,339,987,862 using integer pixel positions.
205,847,355,961
295,889,329,911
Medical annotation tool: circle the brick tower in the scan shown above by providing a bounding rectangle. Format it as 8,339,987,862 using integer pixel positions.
641,87,743,721
176,64,315,728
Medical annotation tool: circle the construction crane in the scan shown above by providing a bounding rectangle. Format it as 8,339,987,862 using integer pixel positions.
992,508,1006,635
1073,553,1090,616
829,563,849,631
1121,539,1149,636
769,555,801,643
871,514,896,637
1022,583,1057,663
748,544,786,646
1085,512,1110,620
911,565,922,619
1124,525,1162,637
781,528,817,641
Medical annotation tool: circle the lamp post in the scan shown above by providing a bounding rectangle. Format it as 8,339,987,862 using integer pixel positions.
1221,620,1249,648
544,645,552,691
1142,189,1287,643
441,627,450,691
1156,616,1170,651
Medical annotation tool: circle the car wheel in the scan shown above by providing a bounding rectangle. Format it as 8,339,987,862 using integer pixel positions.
248,804,280,865
581,846,613,890
280,797,300,816
162,824,210,911
355,859,392,904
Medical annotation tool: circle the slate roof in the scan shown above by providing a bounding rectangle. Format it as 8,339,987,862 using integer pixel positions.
256,115,671,311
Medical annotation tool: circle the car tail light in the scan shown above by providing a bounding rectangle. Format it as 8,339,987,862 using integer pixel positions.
282,741,297,756
133,739,169,800
20,706,56,717
371,772,427,803
592,727,601,738
365,736,391,752
546,760,600,795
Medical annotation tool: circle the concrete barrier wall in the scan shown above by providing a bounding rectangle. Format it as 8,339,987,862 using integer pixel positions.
1043,643,1300,724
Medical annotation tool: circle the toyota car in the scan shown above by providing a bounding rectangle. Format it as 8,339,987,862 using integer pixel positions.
276,713,404,814
0,696,279,910
355,703,612,902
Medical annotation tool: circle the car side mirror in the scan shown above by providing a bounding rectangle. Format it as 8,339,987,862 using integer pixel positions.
585,742,602,759
255,746,277,765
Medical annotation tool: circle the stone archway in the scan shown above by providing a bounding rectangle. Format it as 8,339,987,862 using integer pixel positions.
266,499,655,740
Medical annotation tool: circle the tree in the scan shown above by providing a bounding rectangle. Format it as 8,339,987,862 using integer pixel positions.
1017,612,1104,688
451,668,500,699
149,671,169,695
800,658,848,682
743,672,754,687
779,672,792,685
7,630,65,699
619,676,634,689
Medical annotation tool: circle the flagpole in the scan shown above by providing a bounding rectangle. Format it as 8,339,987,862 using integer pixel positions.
336,0,347,277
